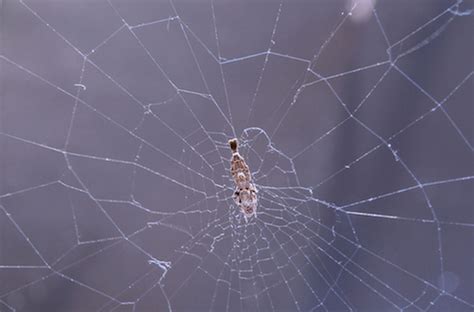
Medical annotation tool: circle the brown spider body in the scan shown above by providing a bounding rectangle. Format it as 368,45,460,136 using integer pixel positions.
229,139,258,221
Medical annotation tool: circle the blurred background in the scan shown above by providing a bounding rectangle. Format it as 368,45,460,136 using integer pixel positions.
1,0,473,311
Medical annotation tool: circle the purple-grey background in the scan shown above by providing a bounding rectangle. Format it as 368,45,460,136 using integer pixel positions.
0,0,473,311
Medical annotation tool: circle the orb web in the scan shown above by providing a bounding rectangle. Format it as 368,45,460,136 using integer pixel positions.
0,0,473,311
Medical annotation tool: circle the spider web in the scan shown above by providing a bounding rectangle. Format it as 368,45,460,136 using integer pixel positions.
0,0,473,311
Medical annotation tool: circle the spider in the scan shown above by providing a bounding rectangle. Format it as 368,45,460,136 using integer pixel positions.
229,138,258,221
